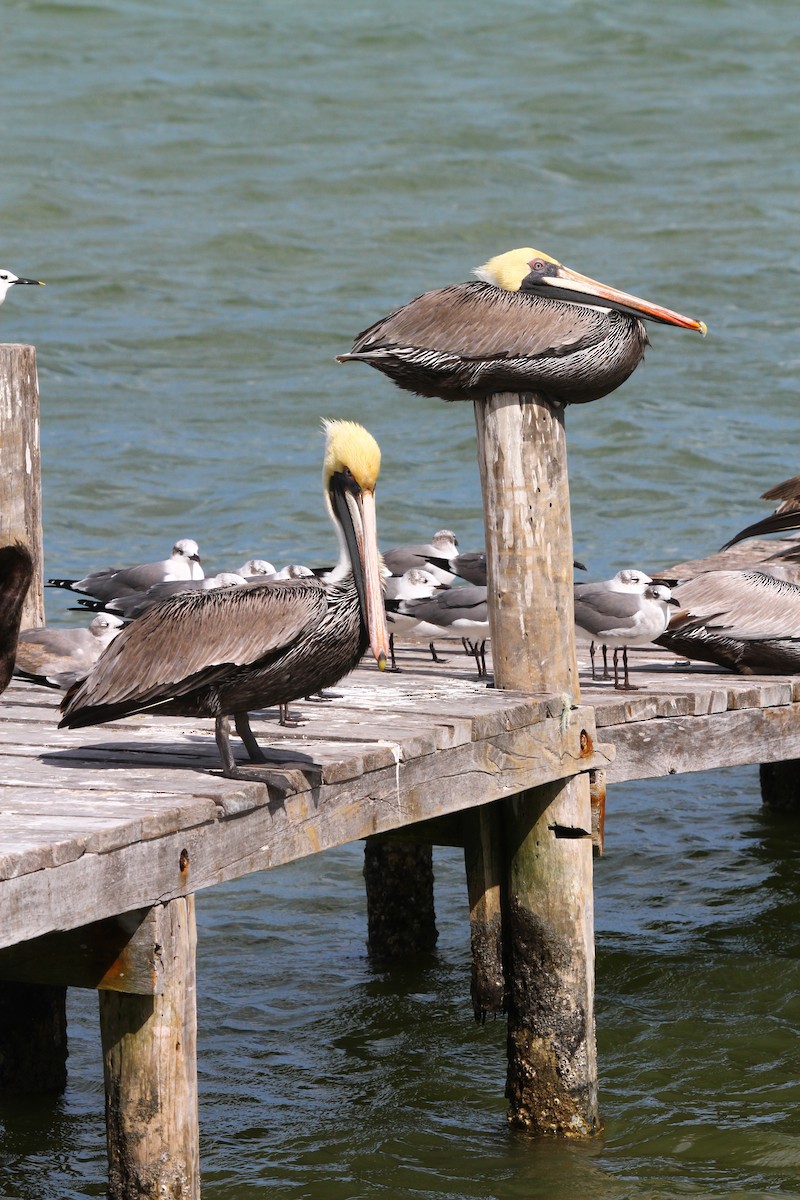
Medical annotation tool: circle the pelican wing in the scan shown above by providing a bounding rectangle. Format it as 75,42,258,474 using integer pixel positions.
671,571,800,641
62,580,328,714
348,283,609,361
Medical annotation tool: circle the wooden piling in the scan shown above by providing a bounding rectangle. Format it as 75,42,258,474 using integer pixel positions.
0,983,67,1094
99,896,200,1200
463,806,506,1021
760,760,800,812
473,393,579,697
0,344,44,630
363,838,438,957
473,392,599,1136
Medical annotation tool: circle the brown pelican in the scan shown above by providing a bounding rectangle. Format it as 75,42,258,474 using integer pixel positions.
0,269,45,306
60,421,389,775
14,613,125,688
722,475,800,549
657,569,800,674
336,248,706,404
48,538,204,600
574,573,678,689
0,544,33,694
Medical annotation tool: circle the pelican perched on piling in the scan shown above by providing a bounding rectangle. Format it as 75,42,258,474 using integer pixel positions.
60,421,390,775
337,248,706,404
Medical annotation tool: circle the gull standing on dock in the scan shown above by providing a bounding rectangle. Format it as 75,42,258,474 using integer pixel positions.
383,530,460,584
337,247,706,404
48,538,204,601
574,572,678,689
14,613,125,688
60,422,390,776
388,583,491,676
0,270,45,307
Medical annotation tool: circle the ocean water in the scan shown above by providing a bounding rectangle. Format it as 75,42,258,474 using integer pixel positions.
1,0,799,1194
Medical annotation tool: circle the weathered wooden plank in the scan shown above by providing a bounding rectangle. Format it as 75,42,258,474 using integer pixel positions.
605,703,800,783
0,711,609,946
0,907,166,993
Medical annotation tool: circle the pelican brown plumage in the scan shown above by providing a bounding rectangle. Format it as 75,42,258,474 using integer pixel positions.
336,247,706,404
657,569,800,674
60,421,390,775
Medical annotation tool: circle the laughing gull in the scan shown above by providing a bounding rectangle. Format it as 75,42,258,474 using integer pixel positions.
657,569,800,674
14,613,125,687
574,574,677,689
0,269,45,307
74,572,248,619
389,583,491,676
48,538,204,600
382,568,444,669
383,530,460,584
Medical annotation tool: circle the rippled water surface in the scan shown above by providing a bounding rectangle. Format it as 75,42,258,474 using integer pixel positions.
1,0,799,1194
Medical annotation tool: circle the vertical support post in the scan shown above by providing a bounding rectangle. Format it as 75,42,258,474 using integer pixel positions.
473,392,599,1137
760,760,800,812
363,839,438,957
463,806,506,1021
0,983,67,1093
473,393,579,696
0,344,44,630
503,776,598,1135
99,896,200,1200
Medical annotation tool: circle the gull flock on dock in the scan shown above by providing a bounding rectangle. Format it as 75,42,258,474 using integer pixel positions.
3,247,800,776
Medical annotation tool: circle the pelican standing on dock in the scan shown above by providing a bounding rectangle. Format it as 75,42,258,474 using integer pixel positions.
60,421,390,775
337,248,706,404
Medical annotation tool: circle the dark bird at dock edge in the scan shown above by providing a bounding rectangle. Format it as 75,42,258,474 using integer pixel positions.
337,247,706,404
0,544,34,694
60,421,390,775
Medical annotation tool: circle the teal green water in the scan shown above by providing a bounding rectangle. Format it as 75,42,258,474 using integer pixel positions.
2,0,800,1194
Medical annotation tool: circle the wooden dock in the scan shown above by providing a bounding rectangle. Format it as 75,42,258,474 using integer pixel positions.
3,342,800,1197
4,646,800,933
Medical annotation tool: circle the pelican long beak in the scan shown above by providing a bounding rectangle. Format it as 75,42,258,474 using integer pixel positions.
355,488,390,670
527,262,707,335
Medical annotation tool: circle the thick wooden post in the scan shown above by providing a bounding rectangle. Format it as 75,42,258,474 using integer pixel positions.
473,394,578,696
0,983,67,1093
473,392,599,1136
0,344,44,630
503,776,598,1135
364,838,438,957
463,806,506,1021
99,896,200,1200
760,760,800,812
